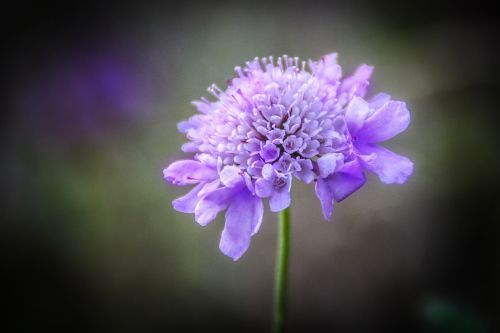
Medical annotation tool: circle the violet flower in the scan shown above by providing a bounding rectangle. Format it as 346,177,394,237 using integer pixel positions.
163,53,413,261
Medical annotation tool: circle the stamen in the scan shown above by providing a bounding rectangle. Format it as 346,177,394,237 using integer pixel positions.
235,66,244,77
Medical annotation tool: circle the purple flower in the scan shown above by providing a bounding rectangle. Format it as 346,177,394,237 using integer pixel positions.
260,143,281,162
163,53,413,260
255,164,292,212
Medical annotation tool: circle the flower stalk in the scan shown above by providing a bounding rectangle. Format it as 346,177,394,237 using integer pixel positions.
274,207,290,333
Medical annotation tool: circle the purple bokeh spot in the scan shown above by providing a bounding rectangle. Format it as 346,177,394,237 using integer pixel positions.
16,45,158,144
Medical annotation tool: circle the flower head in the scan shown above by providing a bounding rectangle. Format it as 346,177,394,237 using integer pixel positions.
163,53,413,260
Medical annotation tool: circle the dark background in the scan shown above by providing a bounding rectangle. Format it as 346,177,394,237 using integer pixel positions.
2,1,499,332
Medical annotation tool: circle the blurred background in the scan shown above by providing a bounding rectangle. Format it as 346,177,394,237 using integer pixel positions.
2,0,499,332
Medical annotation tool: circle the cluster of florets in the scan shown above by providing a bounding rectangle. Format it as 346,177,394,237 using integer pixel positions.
164,53,413,260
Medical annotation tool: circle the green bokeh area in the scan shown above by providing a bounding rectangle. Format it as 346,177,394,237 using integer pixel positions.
3,1,499,332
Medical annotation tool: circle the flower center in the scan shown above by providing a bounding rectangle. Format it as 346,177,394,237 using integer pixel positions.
272,175,288,190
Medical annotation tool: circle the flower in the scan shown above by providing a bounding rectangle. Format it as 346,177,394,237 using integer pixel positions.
163,53,413,260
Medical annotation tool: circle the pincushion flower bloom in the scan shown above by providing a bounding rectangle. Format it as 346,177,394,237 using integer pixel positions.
163,53,413,260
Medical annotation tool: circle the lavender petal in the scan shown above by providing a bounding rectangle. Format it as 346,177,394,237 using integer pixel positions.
163,160,217,186
315,177,334,221
357,101,410,143
219,189,263,260
357,143,414,184
172,182,206,213
329,159,366,202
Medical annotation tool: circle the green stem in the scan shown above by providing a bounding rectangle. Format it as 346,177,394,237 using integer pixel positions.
273,207,290,333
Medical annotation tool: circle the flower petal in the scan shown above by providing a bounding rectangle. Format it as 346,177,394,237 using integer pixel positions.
195,185,240,226
340,64,373,97
163,160,217,186
295,159,315,184
345,96,370,135
172,182,205,213
315,177,334,221
269,189,291,212
260,143,280,162
250,198,264,236
262,163,274,179
357,101,410,143
316,53,342,81
317,153,342,178
255,178,273,198
329,159,366,202
357,143,414,184
196,153,217,168
243,173,256,195
181,142,200,153
219,165,242,188
197,179,220,198
369,93,391,109
219,189,263,261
